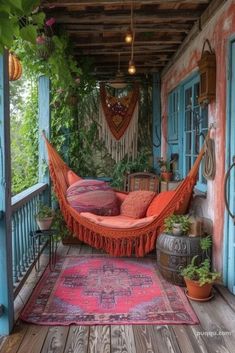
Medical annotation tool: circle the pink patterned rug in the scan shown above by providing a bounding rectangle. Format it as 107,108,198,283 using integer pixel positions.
20,255,199,325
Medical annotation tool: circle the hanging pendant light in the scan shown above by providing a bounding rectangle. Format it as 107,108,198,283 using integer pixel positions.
128,59,136,75
108,53,127,89
128,29,136,75
125,1,134,44
125,28,133,44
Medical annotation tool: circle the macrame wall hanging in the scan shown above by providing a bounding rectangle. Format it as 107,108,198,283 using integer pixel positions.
99,83,139,162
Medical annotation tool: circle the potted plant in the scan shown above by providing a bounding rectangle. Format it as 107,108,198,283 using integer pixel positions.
164,214,191,236
158,157,173,181
180,236,220,301
35,203,54,231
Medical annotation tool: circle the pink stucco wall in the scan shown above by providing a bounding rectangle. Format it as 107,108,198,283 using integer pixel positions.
161,0,235,272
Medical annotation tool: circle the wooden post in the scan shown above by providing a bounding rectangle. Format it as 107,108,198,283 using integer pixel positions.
0,51,14,334
38,75,51,204
152,72,161,172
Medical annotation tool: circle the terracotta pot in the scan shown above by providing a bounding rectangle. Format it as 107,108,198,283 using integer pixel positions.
36,217,53,231
184,278,213,300
161,172,172,181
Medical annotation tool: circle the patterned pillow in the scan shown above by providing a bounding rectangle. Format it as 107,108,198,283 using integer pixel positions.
146,190,175,217
66,179,119,216
120,190,155,219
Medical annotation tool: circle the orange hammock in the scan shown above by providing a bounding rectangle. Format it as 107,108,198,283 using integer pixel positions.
43,134,205,257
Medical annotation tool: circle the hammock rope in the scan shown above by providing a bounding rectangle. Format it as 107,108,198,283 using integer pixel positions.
42,133,205,257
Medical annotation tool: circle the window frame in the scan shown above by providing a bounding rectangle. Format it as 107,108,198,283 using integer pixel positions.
168,73,208,193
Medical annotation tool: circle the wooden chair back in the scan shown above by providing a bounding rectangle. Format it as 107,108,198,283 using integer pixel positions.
125,172,159,193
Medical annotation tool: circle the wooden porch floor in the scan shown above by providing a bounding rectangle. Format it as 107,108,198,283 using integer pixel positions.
1,242,235,353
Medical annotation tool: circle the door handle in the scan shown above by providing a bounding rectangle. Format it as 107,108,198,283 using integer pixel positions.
224,156,235,224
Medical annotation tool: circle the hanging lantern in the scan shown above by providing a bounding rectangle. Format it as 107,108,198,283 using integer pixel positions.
198,39,216,106
9,52,22,81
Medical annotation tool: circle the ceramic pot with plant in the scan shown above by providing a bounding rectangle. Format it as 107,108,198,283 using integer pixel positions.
35,203,54,231
158,157,173,181
180,236,220,301
164,214,191,236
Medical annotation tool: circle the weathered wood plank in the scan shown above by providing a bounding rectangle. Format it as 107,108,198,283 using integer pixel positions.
0,321,28,353
42,1,210,7
172,325,209,353
41,326,69,353
64,326,89,353
152,325,181,353
111,325,137,353
132,325,159,353
215,285,235,312
190,294,235,353
67,244,82,255
16,325,49,353
88,326,110,353
79,244,93,254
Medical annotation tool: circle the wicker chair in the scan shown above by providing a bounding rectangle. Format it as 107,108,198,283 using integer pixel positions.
125,172,160,193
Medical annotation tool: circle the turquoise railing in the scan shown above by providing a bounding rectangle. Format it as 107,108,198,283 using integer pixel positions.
11,183,48,296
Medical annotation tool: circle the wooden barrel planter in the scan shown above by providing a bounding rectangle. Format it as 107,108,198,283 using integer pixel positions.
156,233,205,286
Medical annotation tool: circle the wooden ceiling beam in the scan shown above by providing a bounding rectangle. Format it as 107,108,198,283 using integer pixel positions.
54,11,201,25
75,48,177,55
79,54,170,62
42,0,210,8
73,40,182,47
64,25,191,34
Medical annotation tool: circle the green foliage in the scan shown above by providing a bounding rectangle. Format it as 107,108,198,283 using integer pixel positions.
35,202,53,219
52,209,73,241
164,214,191,235
180,256,220,286
200,235,212,251
111,147,153,190
180,235,220,286
0,0,44,52
10,78,39,195
11,31,96,194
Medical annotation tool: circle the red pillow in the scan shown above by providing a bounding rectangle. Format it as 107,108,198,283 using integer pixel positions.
120,190,155,219
66,179,119,216
146,190,175,217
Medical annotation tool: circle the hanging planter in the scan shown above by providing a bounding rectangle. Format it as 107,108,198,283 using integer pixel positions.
9,52,22,81
36,35,54,60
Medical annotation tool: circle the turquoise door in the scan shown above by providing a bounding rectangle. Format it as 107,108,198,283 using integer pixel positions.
224,39,235,294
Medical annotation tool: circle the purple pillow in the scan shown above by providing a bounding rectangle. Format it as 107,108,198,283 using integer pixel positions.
66,179,119,216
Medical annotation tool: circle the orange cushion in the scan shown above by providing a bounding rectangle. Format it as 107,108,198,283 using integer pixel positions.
67,171,80,186
146,190,175,217
80,212,156,229
120,190,155,219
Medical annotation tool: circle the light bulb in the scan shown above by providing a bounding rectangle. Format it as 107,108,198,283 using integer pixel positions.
125,30,133,44
128,60,136,75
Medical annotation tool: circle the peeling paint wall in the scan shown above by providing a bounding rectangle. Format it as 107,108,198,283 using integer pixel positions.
161,0,235,272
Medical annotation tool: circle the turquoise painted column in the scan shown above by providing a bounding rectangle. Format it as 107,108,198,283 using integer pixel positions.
0,51,14,334
38,75,51,204
152,72,161,172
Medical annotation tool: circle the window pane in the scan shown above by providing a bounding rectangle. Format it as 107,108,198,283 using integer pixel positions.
185,110,192,131
193,107,200,129
201,106,208,129
186,132,191,153
194,83,199,106
185,88,192,109
185,156,191,174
